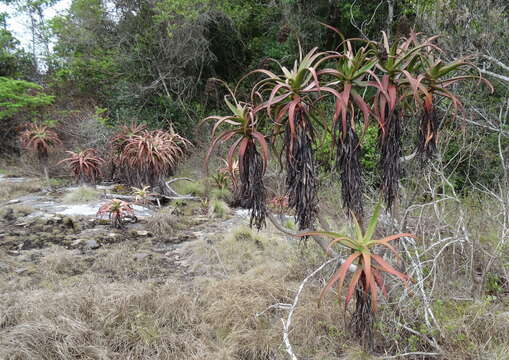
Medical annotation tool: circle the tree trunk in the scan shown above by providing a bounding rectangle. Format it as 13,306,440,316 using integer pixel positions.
351,275,375,350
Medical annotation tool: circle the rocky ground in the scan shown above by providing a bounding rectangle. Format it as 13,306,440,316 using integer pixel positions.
0,176,257,287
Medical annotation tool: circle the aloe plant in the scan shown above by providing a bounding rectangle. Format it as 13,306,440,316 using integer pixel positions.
298,201,414,341
116,127,191,194
96,199,136,229
58,148,104,185
253,46,333,230
319,30,379,219
19,123,62,181
406,47,494,157
201,81,269,229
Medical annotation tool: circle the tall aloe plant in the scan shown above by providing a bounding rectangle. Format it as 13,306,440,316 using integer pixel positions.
405,46,494,157
202,82,269,229
370,31,433,209
19,123,62,182
319,30,379,220
253,47,333,230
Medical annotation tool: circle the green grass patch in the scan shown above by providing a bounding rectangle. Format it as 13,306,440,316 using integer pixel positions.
208,199,230,219
62,186,101,203
173,180,206,197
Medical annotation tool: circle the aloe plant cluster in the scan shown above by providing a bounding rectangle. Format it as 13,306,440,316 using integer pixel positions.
19,121,191,193
204,29,492,229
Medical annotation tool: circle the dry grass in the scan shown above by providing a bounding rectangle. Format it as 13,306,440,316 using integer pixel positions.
0,222,353,360
2,205,509,359
0,180,42,201
0,204,35,218
146,207,178,237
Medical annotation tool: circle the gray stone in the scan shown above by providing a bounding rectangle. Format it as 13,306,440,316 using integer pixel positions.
134,253,151,261
152,245,172,253
162,232,197,244
14,268,28,274
84,239,100,249
0,262,10,272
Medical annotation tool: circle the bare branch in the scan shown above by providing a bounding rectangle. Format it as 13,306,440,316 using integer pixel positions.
483,55,509,73
479,69,509,83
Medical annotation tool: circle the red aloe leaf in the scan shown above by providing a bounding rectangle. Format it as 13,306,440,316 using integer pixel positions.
237,137,250,175
204,130,236,171
373,268,388,297
362,252,378,311
227,136,244,175
345,267,363,309
351,90,371,130
371,254,410,285
373,233,415,245
287,98,301,141
319,252,361,306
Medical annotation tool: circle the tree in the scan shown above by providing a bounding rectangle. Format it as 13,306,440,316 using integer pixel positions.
0,77,54,153
0,77,53,120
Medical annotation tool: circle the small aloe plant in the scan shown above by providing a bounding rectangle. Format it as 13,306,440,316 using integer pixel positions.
131,185,157,206
299,201,414,312
96,199,135,229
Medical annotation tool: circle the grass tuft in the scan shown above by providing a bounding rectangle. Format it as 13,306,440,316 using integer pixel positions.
146,207,178,237
62,186,101,203
173,180,206,197
210,187,233,203
208,199,230,219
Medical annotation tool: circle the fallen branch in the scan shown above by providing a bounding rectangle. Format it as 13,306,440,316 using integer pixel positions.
162,177,195,197
167,177,194,185
479,69,509,83
483,54,509,73
381,351,441,359
103,193,199,202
